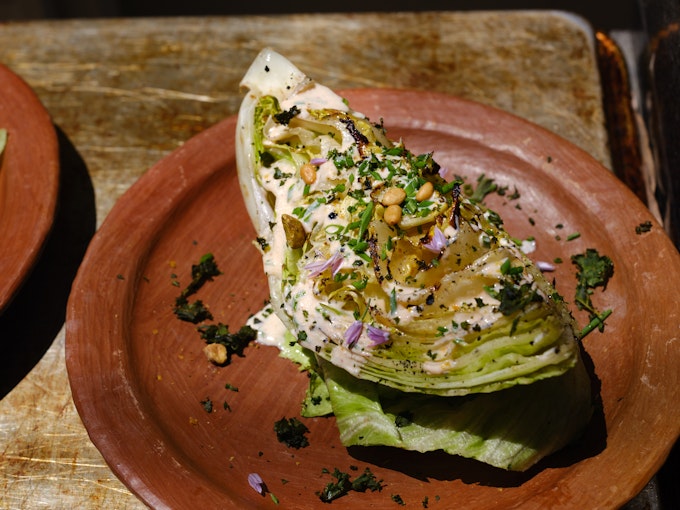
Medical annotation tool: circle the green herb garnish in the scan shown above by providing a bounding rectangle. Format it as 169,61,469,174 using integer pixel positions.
273,105,300,125
173,253,222,323
317,467,383,502
571,248,614,335
173,299,213,323
274,417,310,449
200,397,213,413
465,174,498,203
635,220,653,235
198,324,257,364
391,494,406,506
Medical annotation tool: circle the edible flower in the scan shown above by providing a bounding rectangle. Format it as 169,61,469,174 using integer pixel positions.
248,473,267,495
367,325,390,345
345,321,390,348
344,320,363,348
310,157,327,165
306,252,343,277
536,260,556,272
438,166,455,182
423,226,447,253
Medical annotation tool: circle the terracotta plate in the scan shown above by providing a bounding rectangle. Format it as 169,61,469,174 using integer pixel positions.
66,89,680,509
0,64,59,312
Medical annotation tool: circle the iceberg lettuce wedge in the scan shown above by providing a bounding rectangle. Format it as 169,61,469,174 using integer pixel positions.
237,48,593,470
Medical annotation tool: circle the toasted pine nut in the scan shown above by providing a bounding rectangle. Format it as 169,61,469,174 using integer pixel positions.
204,343,227,365
300,163,317,184
382,187,406,206
384,204,402,226
416,181,434,201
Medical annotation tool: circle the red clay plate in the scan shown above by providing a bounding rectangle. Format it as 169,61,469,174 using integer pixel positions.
65,89,680,509
0,64,59,312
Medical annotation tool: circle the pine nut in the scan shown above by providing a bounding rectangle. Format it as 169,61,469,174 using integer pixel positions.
300,163,317,184
204,343,227,365
384,204,402,226
416,181,434,201
382,187,406,206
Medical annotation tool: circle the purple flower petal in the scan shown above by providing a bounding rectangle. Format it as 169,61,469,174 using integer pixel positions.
438,166,456,182
305,259,329,277
328,252,344,276
248,473,266,495
536,260,556,272
305,252,343,277
423,226,447,253
367,325,390,345
310,157,327,165
345,320,364,348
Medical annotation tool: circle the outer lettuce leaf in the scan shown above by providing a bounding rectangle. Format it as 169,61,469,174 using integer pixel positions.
301,370,334,418
319,357,592,471
286,340,592,471
273,330,333,417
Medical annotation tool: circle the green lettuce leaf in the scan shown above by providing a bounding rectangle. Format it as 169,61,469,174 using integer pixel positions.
319,357,592,471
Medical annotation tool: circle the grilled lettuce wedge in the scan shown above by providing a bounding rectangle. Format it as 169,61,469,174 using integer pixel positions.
236,48,593,471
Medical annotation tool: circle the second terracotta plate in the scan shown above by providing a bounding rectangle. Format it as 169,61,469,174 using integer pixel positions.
66,89,680,509
0,64,59,312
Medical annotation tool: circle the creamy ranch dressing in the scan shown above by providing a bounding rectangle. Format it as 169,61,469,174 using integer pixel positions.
257,80,503,357
247,305,288,348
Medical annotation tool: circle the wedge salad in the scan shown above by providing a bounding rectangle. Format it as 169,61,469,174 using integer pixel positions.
236,48,593,471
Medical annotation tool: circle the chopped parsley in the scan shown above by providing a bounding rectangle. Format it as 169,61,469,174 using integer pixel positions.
174,299,213,323
173,253,222,323
200,397,213,413
255,236,270,252
273,105,300,125
391,493,406,506
259,151,276,167
183,253,222,296
485,258,542,316
464,174,499,203
571,248,614,336
274,417,310,449
172,253,257,368
635,220,653,234
317,467,383,502
198,324,257,365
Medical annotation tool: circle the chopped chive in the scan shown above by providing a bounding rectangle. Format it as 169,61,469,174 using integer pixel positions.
578,309,612,339
357,201,374,240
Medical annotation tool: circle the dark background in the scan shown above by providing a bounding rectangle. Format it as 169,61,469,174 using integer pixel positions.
0,0,643,31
